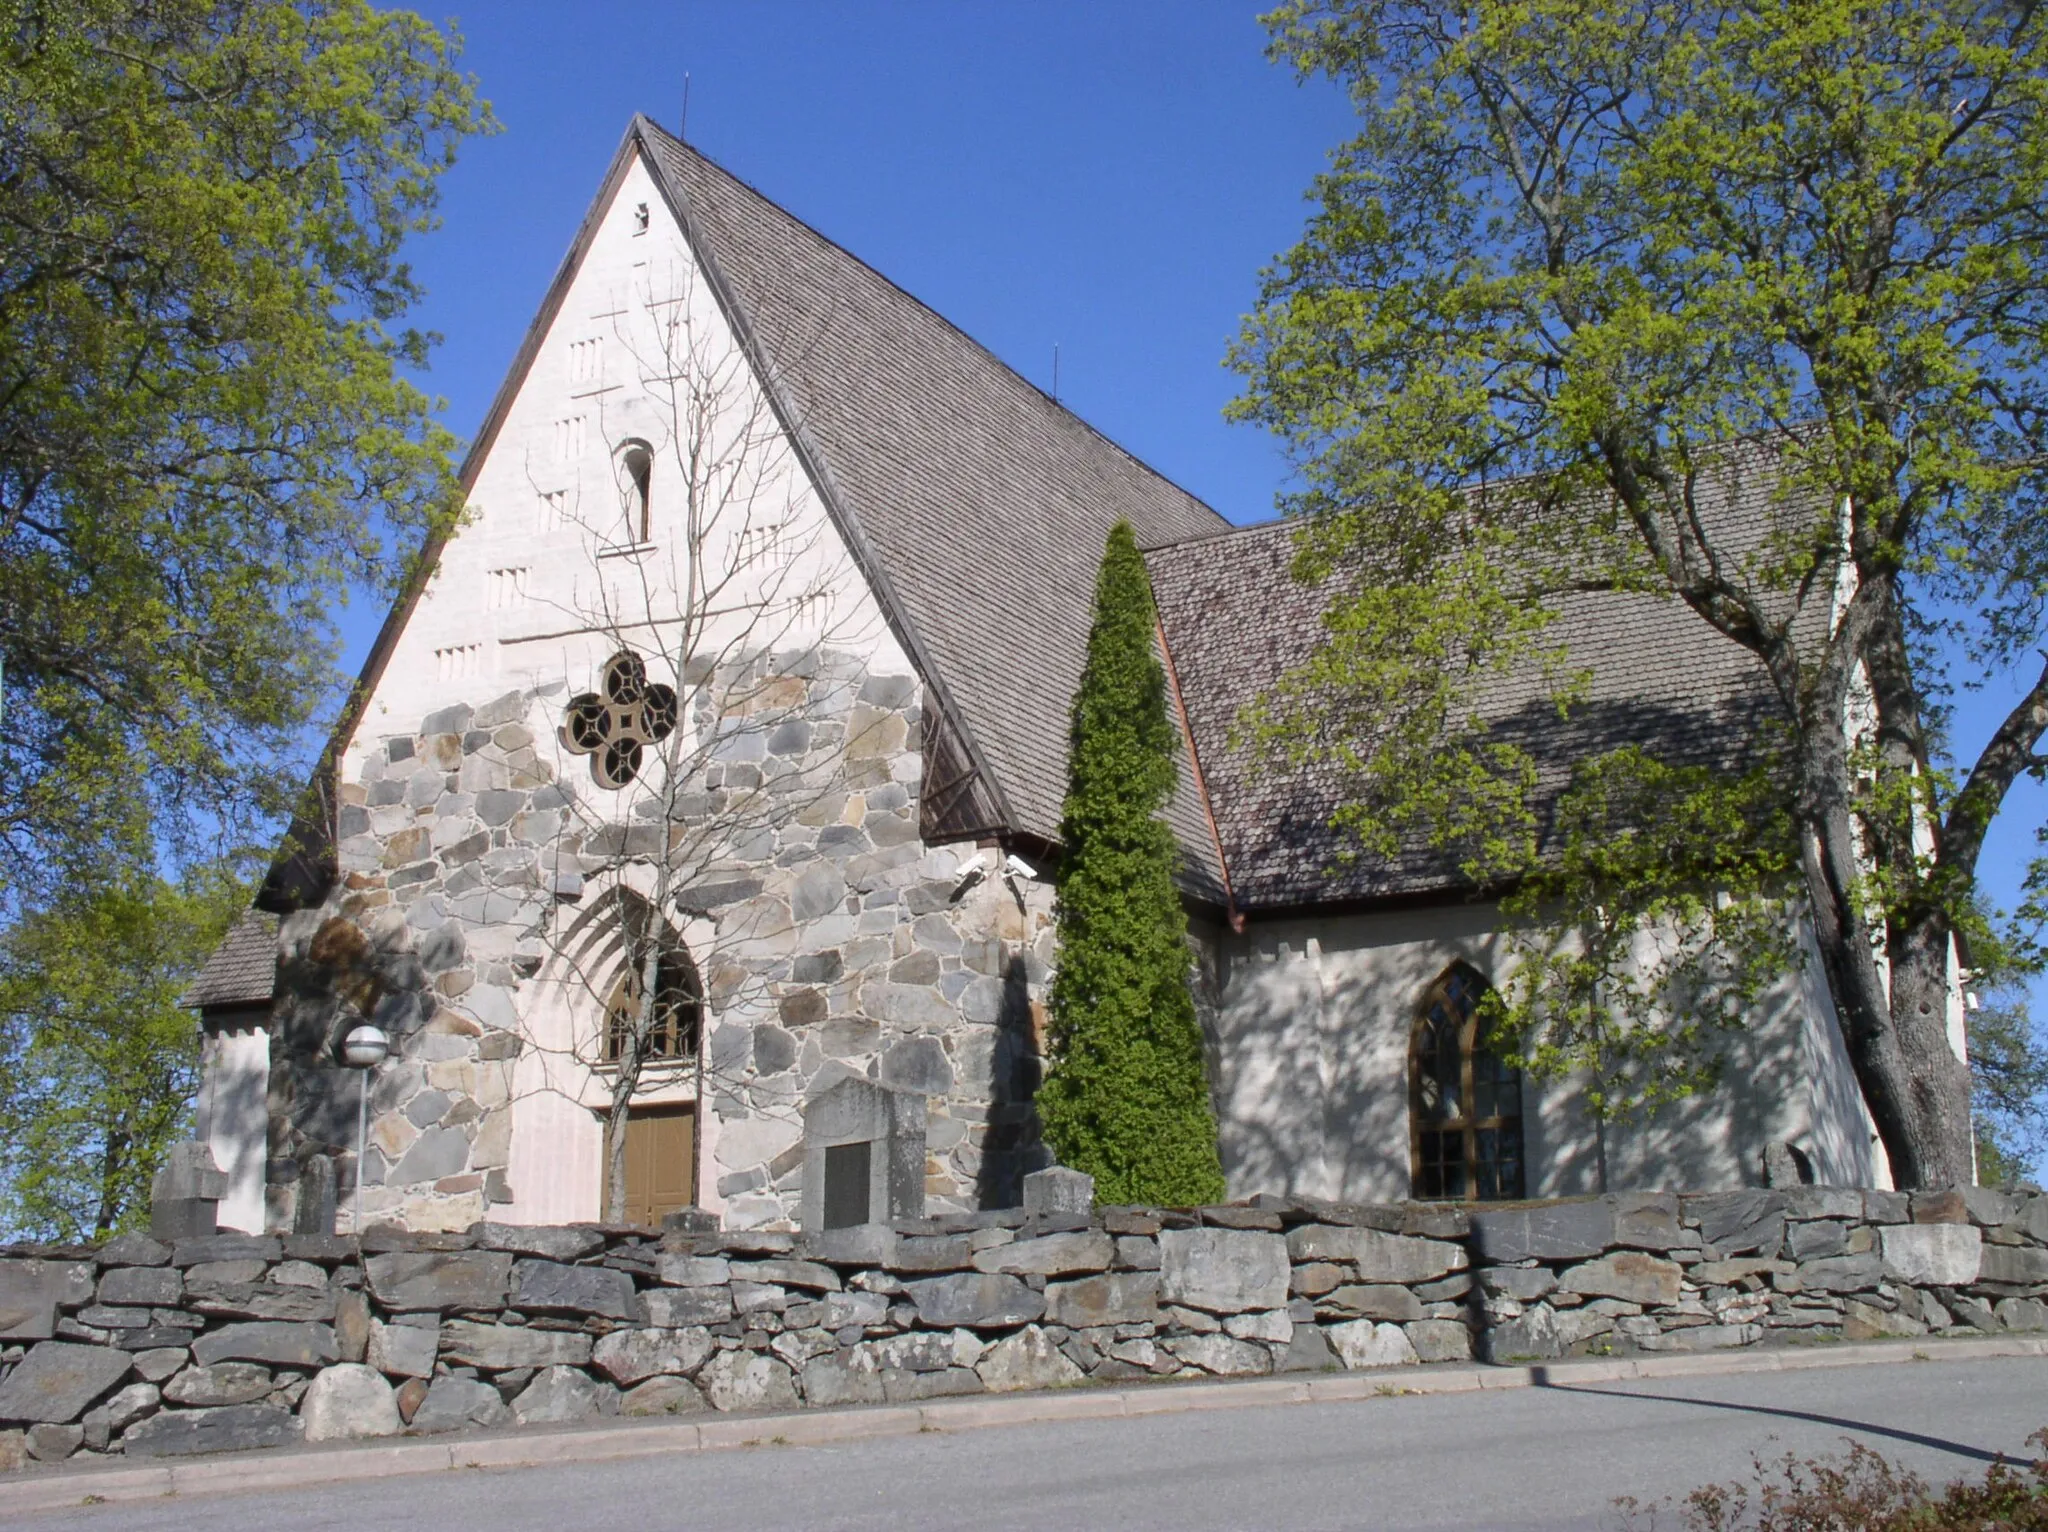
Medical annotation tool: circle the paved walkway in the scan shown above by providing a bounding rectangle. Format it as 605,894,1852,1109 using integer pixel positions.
4,1334,2046,1527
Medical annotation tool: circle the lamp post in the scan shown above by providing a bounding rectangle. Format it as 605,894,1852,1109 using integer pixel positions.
340,1024,391,1235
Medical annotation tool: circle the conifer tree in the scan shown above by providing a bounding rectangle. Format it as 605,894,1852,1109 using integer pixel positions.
1038,520,1226,1206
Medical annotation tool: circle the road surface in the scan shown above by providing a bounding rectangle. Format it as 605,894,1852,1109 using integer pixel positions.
16,1355,2047,1531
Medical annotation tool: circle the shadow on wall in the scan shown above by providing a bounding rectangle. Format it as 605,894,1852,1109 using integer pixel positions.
1203,894,1866,1203
1207,908,1507,1206
1318,945,1435,1203
974,954,1046,1210
1208,927,1329,1202
267,911,444,1207
1530,955,1835,1194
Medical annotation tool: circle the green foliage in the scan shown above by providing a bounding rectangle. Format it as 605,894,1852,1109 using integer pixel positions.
1621,1431,2048,1531
1968,990,2048,1186
0,872,243,1240
0,0,492,899
1231,0,2048,1174
1487,750,1802,1120
1040,521,1226,1206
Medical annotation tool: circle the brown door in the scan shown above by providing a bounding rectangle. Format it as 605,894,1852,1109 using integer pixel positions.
619,1104,696,1227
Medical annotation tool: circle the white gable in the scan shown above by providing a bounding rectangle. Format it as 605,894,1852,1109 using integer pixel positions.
351,149,909,784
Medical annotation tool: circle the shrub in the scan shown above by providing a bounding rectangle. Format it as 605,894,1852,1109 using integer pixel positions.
1620,1430,2048,1531
1037,521,1226,1206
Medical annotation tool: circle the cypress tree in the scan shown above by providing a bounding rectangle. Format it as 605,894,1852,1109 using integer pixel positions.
1037,520,1226,1206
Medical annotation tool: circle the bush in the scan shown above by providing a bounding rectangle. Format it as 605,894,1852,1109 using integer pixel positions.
1620,1430,2048,1531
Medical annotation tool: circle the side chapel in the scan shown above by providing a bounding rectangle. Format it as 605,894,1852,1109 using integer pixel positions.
183,118,1924,1236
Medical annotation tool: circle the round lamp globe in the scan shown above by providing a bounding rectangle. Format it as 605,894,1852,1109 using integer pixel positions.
341,1024,391,1070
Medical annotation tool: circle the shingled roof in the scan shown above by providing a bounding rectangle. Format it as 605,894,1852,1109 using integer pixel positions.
641,121,1231,851
1146,460,1820,912
253,117,1793,928
181,909,278,1011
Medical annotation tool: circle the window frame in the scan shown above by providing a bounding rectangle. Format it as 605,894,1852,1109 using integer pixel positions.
1407,961,1526,1202
598,943,703,1070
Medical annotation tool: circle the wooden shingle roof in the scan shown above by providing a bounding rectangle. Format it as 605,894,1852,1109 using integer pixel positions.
181,909,278,1011
641,122,1231,851
1146,459,1818,912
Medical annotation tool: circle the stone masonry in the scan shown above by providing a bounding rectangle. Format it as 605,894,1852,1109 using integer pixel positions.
265,652,1057,1234
0,1185,2040,1466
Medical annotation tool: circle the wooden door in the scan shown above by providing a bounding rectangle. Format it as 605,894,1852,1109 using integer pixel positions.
620,1104,696,1227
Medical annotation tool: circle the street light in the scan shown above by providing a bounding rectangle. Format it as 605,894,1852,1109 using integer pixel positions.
340,1024,390,1235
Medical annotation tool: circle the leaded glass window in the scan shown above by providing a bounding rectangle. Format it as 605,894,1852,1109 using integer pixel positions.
602,930,702,1066
1409,962,1525,1201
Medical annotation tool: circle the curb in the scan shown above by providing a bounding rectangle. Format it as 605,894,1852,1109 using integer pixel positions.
3,1332,2044,1517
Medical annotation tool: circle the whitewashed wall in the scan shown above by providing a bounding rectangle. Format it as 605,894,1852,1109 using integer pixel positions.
1201,900,1889,1203
198,1021,270,1234
359,153,908,762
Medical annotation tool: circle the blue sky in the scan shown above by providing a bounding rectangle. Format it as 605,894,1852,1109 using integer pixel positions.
385,0,1351,566
377,2,2046,1102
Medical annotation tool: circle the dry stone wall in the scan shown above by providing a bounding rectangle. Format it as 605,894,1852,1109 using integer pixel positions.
0,1185,2042,1466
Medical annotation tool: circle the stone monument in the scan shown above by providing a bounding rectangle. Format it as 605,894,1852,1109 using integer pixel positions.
149,1142,227,1240
798,1079,926,1232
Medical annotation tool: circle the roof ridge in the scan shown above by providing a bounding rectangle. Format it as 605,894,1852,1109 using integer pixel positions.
638,119,1233,536
1142,516,1298,554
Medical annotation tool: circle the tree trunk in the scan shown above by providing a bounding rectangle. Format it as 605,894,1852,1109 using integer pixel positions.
1817,586,1976,1187
94,1130,128,1239
603,1066,635,1225
602,941,661,1223
1883,908,1976,1187
1797,792,1973,1188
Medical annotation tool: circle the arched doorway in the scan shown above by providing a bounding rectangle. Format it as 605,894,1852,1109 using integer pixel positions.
1409,961,1525,1201
596,893,703,1227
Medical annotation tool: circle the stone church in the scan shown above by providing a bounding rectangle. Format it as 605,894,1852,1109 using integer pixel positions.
183,116,1908,1237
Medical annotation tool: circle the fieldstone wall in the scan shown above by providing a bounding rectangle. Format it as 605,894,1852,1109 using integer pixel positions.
262,662,1057,1233
0,1185,2042,1467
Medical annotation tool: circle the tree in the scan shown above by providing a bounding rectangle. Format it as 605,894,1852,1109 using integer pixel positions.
499,256,887,1223
1038,521,1225,1207
0,872,242,1239
1969,991,2048,1187
0,0,491,901
1230,1,2048,1185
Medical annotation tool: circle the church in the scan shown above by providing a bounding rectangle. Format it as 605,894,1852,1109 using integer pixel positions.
182,116,1904,1237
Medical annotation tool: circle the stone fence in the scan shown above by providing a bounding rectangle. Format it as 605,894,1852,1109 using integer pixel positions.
0,1183,2042,1467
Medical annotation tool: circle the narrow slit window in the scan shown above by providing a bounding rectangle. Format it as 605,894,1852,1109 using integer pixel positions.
616,442,653,543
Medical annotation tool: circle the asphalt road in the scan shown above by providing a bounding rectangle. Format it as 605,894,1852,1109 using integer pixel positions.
15,1356,2048,1532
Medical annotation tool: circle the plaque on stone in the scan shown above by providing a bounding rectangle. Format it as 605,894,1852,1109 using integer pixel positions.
823,1141,871,1231
799,1080,924,1233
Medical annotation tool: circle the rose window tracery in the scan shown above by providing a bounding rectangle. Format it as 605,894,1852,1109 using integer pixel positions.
561,650,678,788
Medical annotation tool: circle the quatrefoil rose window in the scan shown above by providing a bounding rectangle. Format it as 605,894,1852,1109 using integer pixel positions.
561,651,678,788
